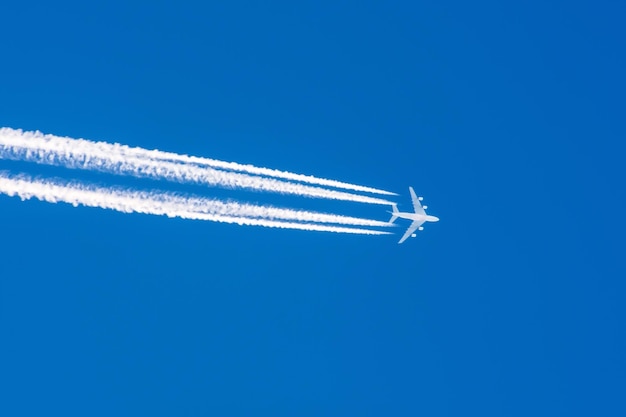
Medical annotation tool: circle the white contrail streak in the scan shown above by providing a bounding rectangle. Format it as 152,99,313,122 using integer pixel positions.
0,172,391,235
0,128,396,204
123,146,397,196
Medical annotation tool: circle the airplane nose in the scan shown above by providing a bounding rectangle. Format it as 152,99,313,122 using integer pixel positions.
433,216,440,222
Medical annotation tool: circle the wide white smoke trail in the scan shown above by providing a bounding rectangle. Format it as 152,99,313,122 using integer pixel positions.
0,172,392,235
116,144,397,196
0,128,396,204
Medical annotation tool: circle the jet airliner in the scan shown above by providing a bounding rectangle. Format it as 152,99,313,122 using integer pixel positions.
389,187,439,244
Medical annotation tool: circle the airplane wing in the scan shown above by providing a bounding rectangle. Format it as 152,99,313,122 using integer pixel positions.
398,219,425,244
409,187,426,215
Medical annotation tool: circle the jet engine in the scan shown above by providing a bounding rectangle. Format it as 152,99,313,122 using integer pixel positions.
418,226,424,231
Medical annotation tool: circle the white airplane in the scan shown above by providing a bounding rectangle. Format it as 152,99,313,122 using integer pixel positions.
389,187,439,244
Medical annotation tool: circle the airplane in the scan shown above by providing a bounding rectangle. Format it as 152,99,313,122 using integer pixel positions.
388,187,439,244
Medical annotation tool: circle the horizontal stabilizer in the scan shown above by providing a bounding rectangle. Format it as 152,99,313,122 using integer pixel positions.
388,204,399,223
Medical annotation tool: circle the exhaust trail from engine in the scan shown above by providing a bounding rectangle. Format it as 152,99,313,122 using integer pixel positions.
0,128,396,204
121,145,397,196
0,172,392,235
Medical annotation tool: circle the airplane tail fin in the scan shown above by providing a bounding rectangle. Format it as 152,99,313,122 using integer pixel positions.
388,204,399,224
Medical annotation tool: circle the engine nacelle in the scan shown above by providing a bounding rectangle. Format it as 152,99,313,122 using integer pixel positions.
411,233,417,238
418,196,424,201
423,205,428,210
418,226,424,231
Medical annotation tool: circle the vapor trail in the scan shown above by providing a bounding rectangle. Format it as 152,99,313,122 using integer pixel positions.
0,128,396,204
126,146,397,196
0,172,391,235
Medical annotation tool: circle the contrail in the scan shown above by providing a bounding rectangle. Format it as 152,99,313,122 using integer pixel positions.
0,128,396,204
121,145,397,196
183,198,393,228
0,172,392,235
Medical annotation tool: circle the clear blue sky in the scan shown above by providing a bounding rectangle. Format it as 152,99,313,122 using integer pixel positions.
1,1,624,415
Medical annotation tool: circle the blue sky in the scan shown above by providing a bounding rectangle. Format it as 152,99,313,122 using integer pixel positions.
1,1,624,415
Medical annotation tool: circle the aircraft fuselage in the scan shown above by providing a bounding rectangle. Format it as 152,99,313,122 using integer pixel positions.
395,212,440,223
